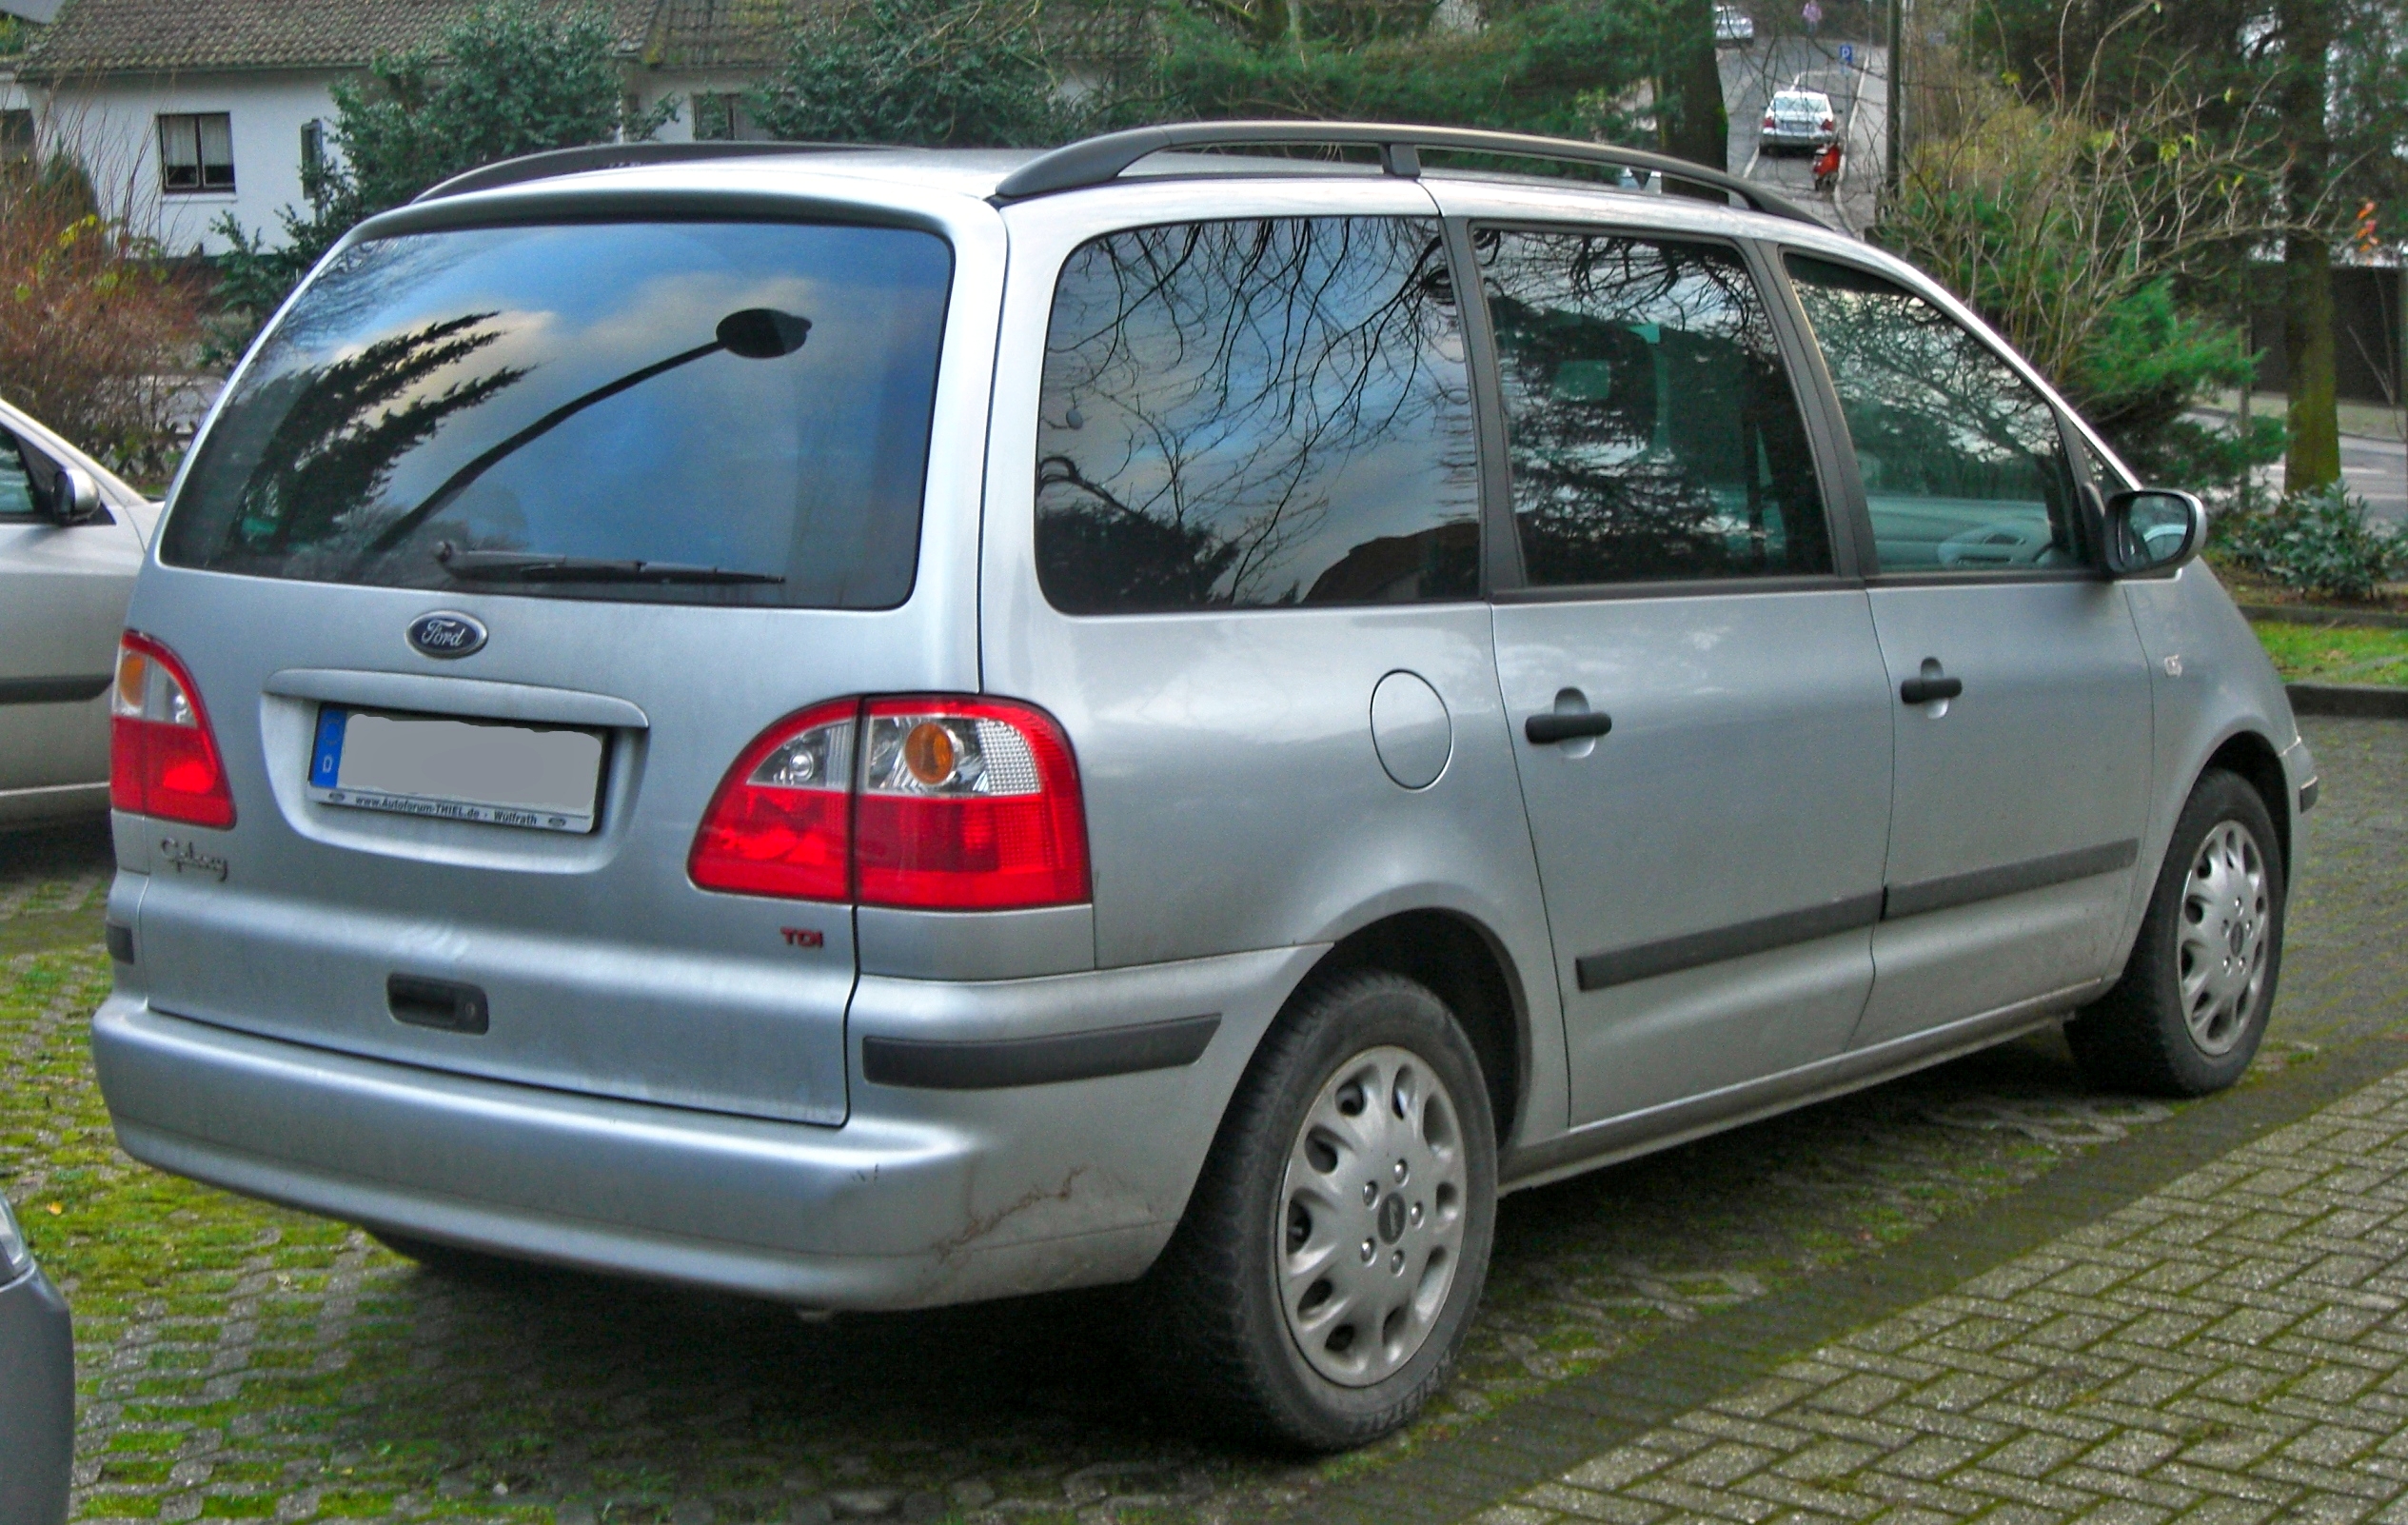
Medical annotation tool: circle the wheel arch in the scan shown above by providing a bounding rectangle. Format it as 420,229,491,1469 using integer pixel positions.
1275,909,1533,1153
2197,727,2292,879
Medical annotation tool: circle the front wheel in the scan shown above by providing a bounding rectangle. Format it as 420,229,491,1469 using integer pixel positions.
1142,969,1497,1451
2066,769,2285,1096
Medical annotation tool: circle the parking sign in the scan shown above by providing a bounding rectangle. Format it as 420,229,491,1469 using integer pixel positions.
1839,42,1854,64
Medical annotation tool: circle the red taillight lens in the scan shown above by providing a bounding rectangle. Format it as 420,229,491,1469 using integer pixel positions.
1821,117,1837,131
1764,115,1777,129
855,698,1089,910
689,695,1091,911
687,699,858,901
109,632,235,828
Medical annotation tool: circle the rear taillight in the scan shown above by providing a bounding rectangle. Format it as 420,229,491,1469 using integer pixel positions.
1764,114,1777,129
1821,117,1837,131
688,696,1089,911
856,697,1088,910
687,699,857,901
109,632,235,828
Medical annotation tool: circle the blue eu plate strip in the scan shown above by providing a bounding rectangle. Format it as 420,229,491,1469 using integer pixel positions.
310,707,348,788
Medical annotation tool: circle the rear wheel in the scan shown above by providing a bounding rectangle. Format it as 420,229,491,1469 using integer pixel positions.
1143,969,1496,1451
2067,769,2284,1096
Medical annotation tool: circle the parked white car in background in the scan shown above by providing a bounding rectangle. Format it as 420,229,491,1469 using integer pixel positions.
1715,5,1756,43
0,396,158,828
1762,89,1839,150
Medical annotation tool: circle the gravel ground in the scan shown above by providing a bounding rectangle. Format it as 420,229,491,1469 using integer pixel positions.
0,717,2396,1525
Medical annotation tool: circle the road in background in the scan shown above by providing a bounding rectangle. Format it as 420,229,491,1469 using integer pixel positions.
1719,32,1885,235
2191,406,2408,527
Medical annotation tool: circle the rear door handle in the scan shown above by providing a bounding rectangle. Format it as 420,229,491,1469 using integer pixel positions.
1899,670,1964,705
1525,711,1613,744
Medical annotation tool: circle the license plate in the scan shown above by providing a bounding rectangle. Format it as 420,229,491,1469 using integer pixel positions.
308,707,605,833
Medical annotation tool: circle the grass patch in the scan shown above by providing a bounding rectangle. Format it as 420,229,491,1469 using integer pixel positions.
2252,620,2408,686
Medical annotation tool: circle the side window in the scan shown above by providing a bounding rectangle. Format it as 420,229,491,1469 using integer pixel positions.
1785,253,2082,574
1480,229,1832,586
1036,217,1479,613
0,431,48,518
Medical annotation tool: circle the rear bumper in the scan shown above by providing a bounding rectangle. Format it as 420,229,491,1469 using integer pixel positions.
92,943,1315,1310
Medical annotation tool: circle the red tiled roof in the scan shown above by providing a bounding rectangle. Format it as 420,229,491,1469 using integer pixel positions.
18,0,754,78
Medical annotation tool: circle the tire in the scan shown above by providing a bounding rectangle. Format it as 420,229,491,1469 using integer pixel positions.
2066,769,2285,1097
1140,968,1497,1452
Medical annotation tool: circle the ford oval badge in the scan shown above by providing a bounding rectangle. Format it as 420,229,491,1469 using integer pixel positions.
407,611,487,660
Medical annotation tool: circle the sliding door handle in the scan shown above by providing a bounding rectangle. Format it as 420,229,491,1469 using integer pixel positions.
1899,673,1963,705
1526,711,1613,744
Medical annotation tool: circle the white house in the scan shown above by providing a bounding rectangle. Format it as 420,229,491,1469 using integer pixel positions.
14,0,793,256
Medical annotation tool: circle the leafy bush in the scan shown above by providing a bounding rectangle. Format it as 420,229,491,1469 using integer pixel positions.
1148,0,1655,139
745,0,1084,147
0,166,204,483
2215,484,2403,603
215,1,668,328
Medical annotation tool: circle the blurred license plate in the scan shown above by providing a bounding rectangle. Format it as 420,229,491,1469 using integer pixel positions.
307,707,604,833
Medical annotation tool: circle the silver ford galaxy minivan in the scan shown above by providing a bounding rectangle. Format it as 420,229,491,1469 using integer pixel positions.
94,123,2314,1450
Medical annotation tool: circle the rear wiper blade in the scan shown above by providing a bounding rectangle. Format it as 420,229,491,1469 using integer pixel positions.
436,547,785,585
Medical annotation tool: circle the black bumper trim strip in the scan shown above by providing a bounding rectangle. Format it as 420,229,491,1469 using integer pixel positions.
0,675,110,706
1576,892,1884,993
861,1014,1221,1090
1882,838,2140,921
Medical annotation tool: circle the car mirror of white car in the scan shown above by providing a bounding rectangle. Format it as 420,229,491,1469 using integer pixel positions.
39,462,103,526
2103,487,2207,578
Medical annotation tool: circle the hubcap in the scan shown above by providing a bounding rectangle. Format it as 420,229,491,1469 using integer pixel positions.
1276,1045,1469,1387
2178,820,2271,1056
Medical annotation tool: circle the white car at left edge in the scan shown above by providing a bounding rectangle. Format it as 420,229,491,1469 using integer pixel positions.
0,393,159,828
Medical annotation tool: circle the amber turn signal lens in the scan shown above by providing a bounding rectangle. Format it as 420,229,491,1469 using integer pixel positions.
902,721,957,786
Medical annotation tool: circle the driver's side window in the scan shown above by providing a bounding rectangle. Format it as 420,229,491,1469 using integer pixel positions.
0,430,46,519
1784,253,2081,574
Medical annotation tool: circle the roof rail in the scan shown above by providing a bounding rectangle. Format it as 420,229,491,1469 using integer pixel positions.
413,141,851,204
989,121,1818,226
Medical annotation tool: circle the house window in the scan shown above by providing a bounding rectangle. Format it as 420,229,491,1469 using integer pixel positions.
158,112,234,193
1,110,32,168
693,92,751,141
300,119,326,182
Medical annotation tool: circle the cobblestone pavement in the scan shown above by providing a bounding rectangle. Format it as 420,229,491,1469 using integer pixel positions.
1475,1063,2408,1525
0,717,2398,1525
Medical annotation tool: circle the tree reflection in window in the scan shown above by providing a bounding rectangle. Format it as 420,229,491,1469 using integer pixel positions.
1036,217,1479,614
1483,231,1831,587
1783,254,2079,573
220,312,526,561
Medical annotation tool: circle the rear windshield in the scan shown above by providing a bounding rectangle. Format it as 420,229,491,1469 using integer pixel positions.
163,220,951,608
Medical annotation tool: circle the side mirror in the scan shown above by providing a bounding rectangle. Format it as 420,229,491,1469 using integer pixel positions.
41,463,102,525
2103,487,2205,578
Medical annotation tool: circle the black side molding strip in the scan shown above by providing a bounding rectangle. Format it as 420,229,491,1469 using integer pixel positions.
1576,893,1883,993
861,1014,1221,1090
1882,839,2140,921
0,675,110,706
1572,840,2145,994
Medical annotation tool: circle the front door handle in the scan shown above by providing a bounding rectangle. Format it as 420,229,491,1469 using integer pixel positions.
1899,665,1964,705
1526,711,1613,744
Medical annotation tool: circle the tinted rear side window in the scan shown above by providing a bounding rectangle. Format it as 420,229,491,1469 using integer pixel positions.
163,221,951,608
1036,217,1479,614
